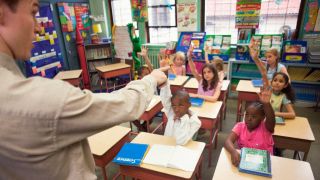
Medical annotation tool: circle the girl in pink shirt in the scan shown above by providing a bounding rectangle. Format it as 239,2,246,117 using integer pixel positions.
187,46,221,102
224,86,275,167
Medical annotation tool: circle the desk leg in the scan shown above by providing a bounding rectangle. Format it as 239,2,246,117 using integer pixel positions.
102,167,108,180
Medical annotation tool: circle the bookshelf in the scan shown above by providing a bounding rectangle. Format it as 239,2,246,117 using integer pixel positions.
84,43,113,89
228,58,320,103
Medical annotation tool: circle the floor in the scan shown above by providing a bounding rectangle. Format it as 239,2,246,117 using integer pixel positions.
95,98,320,180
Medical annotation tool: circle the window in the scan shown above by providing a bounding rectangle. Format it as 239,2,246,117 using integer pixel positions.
205,0,237,44
205,0,301,44
257,0,301,34
147,0,178,43
111,0,133,26
111,0,139,35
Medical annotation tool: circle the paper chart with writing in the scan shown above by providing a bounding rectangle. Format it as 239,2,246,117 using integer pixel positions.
113,26,133,59
177,0,197,32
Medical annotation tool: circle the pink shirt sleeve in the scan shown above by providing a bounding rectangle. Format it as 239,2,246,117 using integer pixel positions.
232,122,244,137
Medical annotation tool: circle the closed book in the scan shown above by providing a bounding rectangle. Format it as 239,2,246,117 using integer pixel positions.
239,147,272,177
190,97,204,107
113,143,149,166
251,79,263,87
275,116,285,125
168,73,176,80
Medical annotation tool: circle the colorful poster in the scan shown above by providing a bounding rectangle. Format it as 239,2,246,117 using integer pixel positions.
26,4,63,78
177,0,197,32
131,0,148,22
235,0,261,29
57,3,76,32
74,3,90,30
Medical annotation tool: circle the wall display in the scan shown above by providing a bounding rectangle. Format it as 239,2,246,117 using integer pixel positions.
26,4,63,78
177,0,197,31
235,0,261,29
204,35,231,61
176,32,206,60
74,3,91,31
57,3,76,32
282,41,308,63
131,0,148,22
113,26,133,60
305,0,319,32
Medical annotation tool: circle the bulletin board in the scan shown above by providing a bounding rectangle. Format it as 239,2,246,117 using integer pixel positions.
25,4,63,78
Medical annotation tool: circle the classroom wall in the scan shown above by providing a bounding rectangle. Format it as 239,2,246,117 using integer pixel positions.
39,0,88,71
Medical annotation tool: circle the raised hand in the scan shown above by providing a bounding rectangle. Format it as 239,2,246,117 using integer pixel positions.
187,44,194,59
138,46,148,58
258,85,272,104
248,38,259,61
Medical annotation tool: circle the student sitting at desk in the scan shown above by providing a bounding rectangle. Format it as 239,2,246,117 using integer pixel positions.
204,51,225,82
188,46,221,102
160,83,201,145
224,86,275,166
249,39,290,81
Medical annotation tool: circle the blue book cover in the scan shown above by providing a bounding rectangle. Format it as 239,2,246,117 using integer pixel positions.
251,79,263,87
239,147,272,178
112,143,149,166
275,116,285,125
168,73,176,80
190,97,204,107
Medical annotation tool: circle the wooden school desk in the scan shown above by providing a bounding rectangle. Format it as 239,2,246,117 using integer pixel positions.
190,101,223,167
131,95,163,132
273,116,315,161
119,132,206,180
96,63,131,92
212,148,314,180
236,80,260,122
168,75,189,93
54,69,83,87
183,79,230,122
88,126,131,180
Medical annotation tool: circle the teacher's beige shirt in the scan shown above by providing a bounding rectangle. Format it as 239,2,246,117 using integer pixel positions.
0,53,156,180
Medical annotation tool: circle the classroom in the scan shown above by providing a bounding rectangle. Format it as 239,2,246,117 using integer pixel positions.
0,0,319,179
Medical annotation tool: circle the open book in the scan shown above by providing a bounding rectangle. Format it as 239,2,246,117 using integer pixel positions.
142,144,203,172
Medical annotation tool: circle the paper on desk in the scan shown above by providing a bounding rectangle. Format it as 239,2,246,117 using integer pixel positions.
167,145,201,172
143,144,201,172
143,144,175,167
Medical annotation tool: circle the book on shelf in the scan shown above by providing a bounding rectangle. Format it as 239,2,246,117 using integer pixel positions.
189,97,204,107
275,116,285,125
251,79,263,87
239,147,272,177
143,144,203,172
113,143,149,166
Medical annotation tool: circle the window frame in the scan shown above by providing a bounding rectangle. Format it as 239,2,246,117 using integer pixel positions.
201,0,305,44
146,0,178,43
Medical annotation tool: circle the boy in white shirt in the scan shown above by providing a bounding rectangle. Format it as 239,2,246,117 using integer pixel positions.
160,83,201,145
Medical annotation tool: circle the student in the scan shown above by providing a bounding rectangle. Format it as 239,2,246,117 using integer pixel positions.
249,43,296,119
188,46,221,102
204,52,225,82
133,46,155,131
249,39,289,81
0,0,167,179
224,86,275,166
160,83,201,145
270,72,296,119
159,50,186,76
